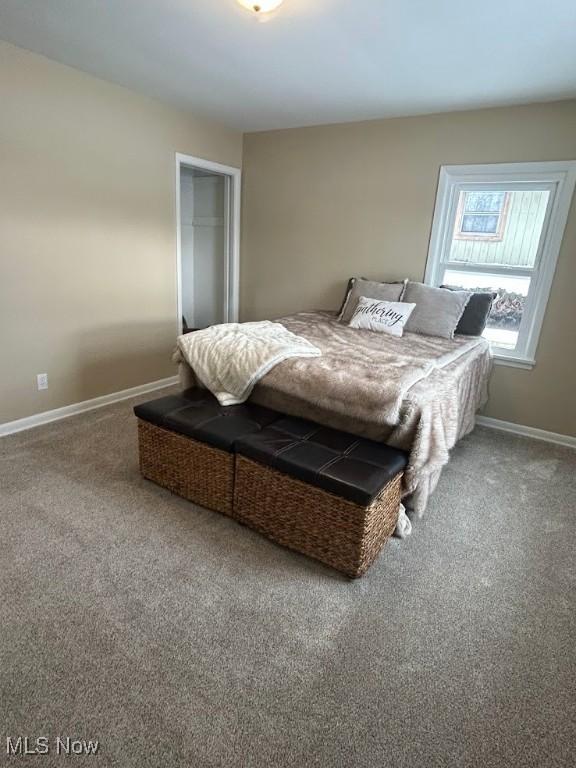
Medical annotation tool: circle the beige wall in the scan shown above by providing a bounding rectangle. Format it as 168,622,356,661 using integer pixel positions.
2,41,574,437
0,41,242,423
241,101,576,437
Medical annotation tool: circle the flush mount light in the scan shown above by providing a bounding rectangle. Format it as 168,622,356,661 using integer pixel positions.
237,0,284,14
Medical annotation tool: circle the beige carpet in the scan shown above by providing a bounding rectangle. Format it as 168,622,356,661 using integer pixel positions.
1,388,575,767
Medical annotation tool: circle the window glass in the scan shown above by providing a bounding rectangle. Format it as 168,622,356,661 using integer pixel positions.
461,214,500,234
451,189,549,264
443,269,530,350
464,191,506,213
426,162,576,364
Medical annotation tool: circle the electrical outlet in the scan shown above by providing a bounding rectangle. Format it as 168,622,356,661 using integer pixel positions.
37,373,48,391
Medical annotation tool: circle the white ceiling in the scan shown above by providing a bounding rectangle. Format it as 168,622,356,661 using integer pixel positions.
1,0,575,132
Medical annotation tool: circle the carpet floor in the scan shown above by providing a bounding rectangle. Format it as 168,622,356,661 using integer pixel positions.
1,389,575,768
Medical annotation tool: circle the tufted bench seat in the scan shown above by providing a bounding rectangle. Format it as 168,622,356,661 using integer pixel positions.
134,390,278,515
135,391,408,577
233,417,408,577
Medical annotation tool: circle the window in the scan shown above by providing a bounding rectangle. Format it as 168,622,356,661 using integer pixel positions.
425,162,576,368
454,191,509,241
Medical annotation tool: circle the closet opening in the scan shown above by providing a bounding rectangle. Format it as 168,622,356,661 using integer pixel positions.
175,153,241,334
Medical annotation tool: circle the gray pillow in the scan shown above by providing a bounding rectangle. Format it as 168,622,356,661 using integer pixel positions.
339,278,407,324
441,285,496,336
403,282,471,339
338,278,356,317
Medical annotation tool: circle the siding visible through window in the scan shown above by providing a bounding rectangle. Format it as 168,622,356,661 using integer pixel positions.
425,161,576,367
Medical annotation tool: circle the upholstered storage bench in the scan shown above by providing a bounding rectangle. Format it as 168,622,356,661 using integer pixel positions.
233,417,408,578
134,390,278,516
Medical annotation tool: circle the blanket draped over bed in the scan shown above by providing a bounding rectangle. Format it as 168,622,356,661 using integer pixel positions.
176,311,492,517
176,321,321,405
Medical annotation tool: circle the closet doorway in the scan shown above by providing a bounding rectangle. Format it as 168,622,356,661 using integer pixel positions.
175,153,241,333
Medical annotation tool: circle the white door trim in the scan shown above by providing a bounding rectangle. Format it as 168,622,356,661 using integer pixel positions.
175,153,241,333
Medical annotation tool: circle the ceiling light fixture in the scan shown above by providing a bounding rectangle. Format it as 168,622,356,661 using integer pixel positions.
237,0,284,14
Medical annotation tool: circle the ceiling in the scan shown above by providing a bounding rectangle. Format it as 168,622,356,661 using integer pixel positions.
1,0,575,132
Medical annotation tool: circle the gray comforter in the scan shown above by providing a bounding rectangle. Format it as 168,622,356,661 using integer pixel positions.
179,311,492,516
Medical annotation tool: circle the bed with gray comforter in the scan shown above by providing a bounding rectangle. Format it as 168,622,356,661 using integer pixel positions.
178,311,492,517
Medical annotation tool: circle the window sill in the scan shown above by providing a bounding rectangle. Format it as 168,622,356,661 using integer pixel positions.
493,354,535,370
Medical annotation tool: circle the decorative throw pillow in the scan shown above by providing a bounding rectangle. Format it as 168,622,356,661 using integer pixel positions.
403,281,471,339
337,277,356,317
339,278,407,324
441,285,496,336
348,297,416,337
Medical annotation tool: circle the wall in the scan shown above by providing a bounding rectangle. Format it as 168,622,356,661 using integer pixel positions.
180,170,226,329
180,169,197,326
0,41,242,424
190,175,226,328
241,101,576,436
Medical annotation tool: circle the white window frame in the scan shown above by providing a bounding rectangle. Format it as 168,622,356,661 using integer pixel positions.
425,161,576,369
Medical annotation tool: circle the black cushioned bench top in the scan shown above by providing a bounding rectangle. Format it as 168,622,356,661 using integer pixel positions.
134,389,278,452
235,416,408,507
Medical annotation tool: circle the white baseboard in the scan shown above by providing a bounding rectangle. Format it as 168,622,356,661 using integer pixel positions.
0,376,179,438
476,415,576,449
3,382,573,449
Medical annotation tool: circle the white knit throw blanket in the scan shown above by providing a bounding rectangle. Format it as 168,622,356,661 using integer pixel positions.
176,321,322,406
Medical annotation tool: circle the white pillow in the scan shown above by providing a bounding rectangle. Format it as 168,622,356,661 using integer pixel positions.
348,297,416,337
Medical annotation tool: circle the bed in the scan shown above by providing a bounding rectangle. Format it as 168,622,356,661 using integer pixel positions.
178,310,492,517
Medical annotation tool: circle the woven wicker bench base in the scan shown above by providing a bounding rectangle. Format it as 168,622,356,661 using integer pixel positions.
233,455,401,578
137,419,233,515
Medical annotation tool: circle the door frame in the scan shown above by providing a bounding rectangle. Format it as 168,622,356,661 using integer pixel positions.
175,152,241,334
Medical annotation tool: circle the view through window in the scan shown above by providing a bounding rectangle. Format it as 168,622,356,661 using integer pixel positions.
444,188,550,350
426,162,576,365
